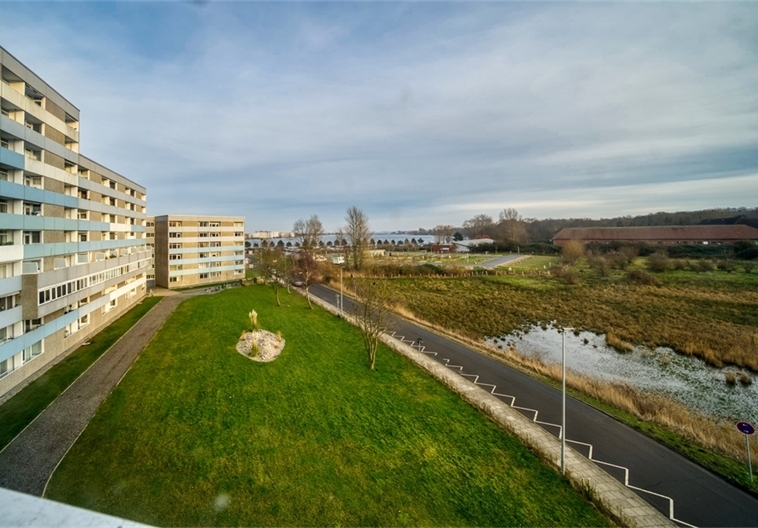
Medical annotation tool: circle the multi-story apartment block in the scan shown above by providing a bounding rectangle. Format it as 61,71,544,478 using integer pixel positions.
151,215,245,289
0,47,149,398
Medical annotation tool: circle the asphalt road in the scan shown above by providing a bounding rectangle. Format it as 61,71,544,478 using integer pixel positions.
477,253,523,268
311,284,758,528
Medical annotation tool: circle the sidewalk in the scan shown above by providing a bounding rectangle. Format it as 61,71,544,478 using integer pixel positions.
0,295,185,496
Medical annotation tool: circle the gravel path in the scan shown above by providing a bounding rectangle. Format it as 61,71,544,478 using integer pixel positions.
0,295,185,497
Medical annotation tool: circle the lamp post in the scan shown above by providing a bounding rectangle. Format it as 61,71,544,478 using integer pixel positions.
340,266,344,317
561,327,573,475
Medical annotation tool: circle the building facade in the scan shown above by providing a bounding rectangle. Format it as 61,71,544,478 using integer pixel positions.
151,215,244,289
0,47,149,398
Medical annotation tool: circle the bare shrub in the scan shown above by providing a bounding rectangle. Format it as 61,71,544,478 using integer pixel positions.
717,259,736,273
694,259,715,273
646,252,671,273
626,270,661,286
606,332,634,352
743,262,755,274
555,266,579,285
562,240,585,264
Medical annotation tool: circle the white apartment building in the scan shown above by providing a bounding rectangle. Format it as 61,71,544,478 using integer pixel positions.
151,215,244,289
0,47,149,398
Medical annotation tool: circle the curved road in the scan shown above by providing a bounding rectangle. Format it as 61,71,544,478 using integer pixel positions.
311,284,758,528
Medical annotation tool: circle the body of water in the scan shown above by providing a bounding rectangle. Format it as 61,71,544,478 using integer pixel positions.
490,324,757,423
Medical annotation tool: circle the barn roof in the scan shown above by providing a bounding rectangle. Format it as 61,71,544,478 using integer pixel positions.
552,225,758,242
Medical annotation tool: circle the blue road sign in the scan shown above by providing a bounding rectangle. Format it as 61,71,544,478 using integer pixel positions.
736,421,755,435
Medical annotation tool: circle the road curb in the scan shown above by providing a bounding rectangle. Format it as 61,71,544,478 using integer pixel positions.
304,288,674,527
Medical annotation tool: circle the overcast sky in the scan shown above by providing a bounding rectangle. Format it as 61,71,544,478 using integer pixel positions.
2,2,756,232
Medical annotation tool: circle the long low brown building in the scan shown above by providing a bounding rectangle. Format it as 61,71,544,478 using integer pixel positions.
552,225,758,246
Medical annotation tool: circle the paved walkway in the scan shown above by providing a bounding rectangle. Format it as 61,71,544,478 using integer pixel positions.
477,253,527,268
0,295,186,496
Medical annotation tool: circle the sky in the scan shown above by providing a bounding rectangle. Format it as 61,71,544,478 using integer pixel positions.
1,1,757,232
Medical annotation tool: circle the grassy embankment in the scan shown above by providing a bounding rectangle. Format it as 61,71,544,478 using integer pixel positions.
346,260,758,494
0,297,162,451
46,286,609,527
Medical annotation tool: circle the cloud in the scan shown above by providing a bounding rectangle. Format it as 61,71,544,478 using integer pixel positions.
1,2,756,231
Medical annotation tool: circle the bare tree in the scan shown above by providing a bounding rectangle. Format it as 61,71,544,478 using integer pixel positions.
463,214,494,238
433,225,454,244
255,245,285,306
351,279,390,370
293,215,325,308
293,214,324,251
562,240,585,265
498,208,526,243
344,206,372,270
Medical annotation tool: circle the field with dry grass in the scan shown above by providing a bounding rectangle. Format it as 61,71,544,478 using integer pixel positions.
368,260,758,371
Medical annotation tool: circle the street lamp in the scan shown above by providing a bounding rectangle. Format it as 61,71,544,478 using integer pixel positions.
561,327,573,475
339,266,344,317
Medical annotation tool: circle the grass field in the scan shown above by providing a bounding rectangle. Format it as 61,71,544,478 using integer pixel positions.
509,255,561,270
46,286,609,527
0,297,162,451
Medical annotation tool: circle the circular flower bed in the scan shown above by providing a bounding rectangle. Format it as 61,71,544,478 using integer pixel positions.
236,330,285,362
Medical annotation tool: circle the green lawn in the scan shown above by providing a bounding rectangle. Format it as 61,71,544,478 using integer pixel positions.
46,286,609,527
509,255,561,270
0,296,162,451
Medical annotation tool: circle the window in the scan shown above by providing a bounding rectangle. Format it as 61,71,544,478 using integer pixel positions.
199,221,209,227
169,232,181,238
25,318,42,332
0,295,16,311
169,221,182,227
210,222,220,227
109,197,116,206
78,210,88,220
0,199,7,213
199,252,208,258
146,221,155,227
109,181,116,189
78,232,88,242
0,357,12,378
23,231,41,244
234,222,244,228
199,232,209,238
169,243,181,249
78,188,89,199
169,276,179,283
147,232,155,238
169,254,182,260
0,325,13,344
79,313,89,327
0,231,10,245
22,341,42,363
199,273,209,279
24,202,41,216
0,168,8,181
25,175,42,188
234,232,243,237
210,242,221,248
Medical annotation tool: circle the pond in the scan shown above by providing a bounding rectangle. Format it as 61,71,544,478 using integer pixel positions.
489,324,757,424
